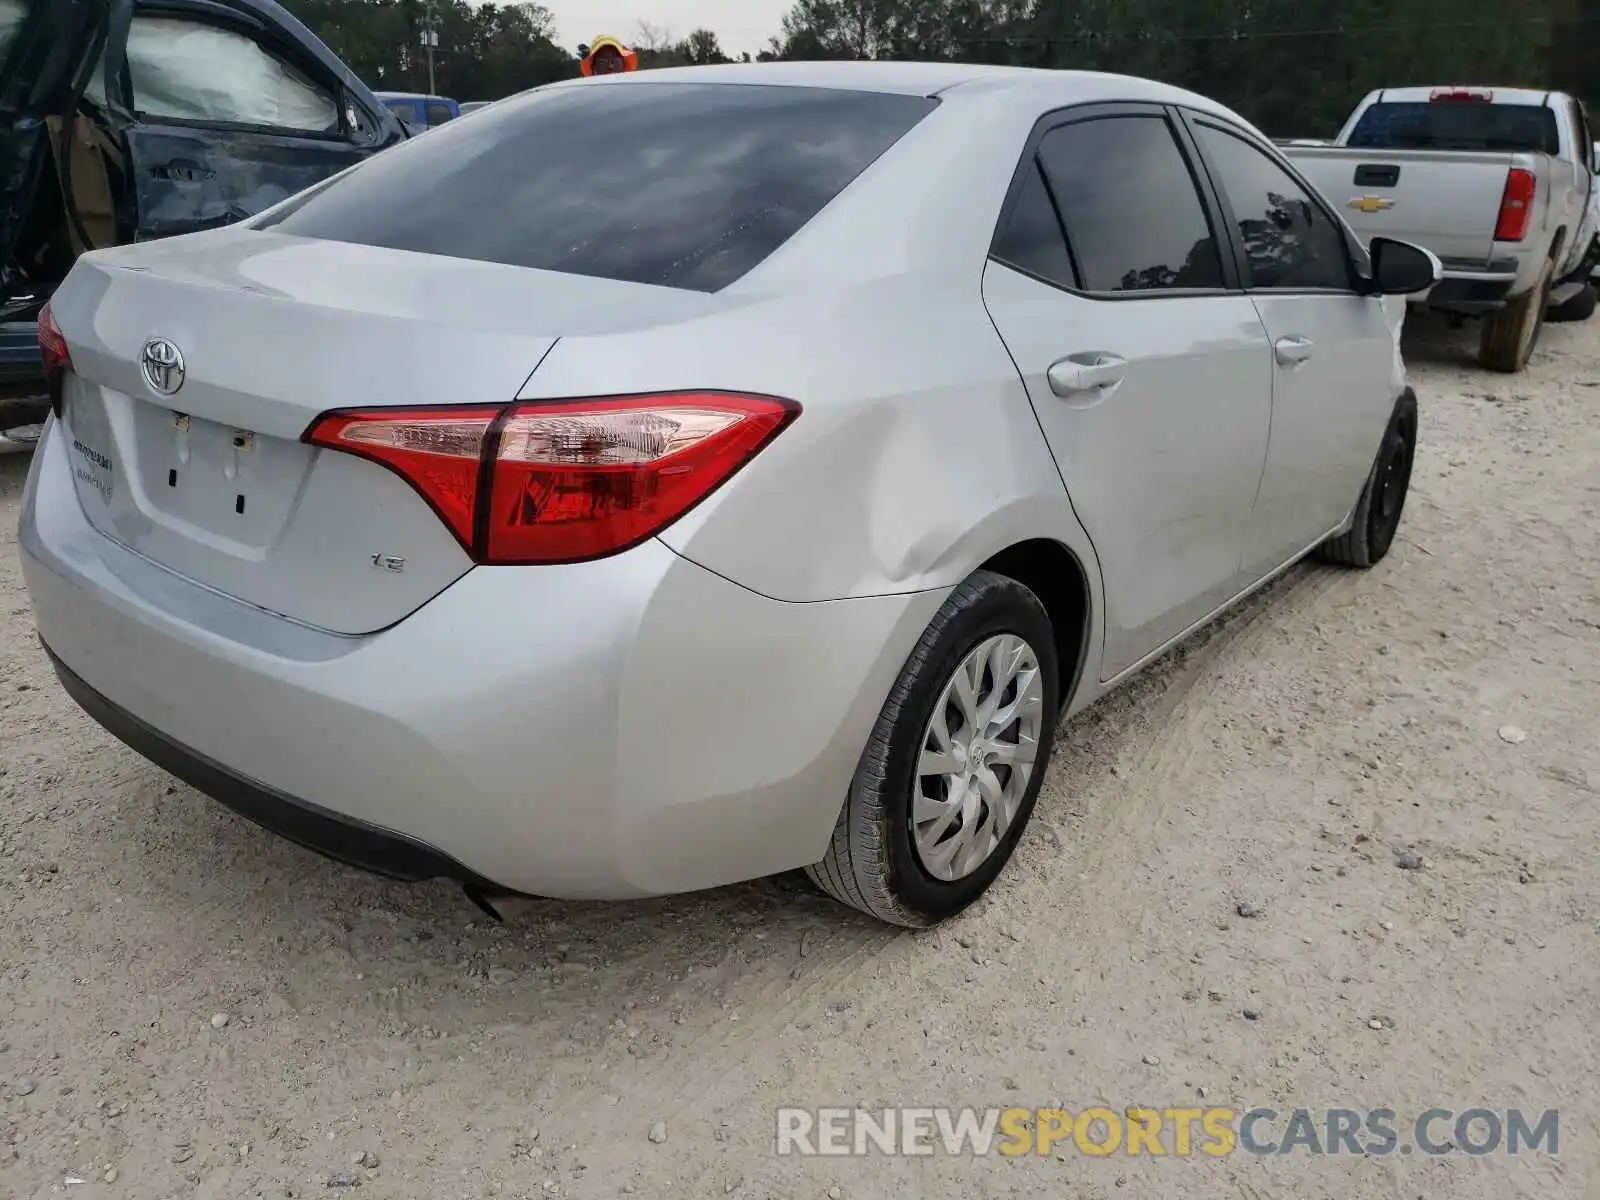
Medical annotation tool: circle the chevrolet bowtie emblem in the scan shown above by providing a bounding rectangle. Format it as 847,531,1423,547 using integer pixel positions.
1350,195,1396,214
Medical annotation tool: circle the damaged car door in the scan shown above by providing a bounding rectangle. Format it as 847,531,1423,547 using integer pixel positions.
0,0,403,436
88,0,404,240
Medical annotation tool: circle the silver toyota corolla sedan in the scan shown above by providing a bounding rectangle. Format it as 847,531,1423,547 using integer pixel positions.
19,62,1440,926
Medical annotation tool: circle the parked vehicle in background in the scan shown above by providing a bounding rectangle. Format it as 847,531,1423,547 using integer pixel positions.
22,63,1437,927
1592,140,1600,283
376,91,461,130
1287,86,1600,372
459,100,492,116
0,0,407,442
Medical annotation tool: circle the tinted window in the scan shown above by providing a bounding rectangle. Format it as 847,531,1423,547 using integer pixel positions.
1195,124,1351,291
1348,101,1558,154
1036,116,1223,293
424,101,455,126
992,159,1076,289
1573,101,1593,169
260,83,937,292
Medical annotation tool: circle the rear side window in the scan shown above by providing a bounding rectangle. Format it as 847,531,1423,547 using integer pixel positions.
424,100,454,126
992,159,1077,289
1348,101,1559,154
1194,123,1353,291
260,83,937,292
1035,115,1224,293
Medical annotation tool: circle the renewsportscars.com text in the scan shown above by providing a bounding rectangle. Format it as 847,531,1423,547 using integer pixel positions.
775,1106,1559,1158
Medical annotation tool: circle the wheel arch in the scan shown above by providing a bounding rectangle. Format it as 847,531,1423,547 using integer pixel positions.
978,538,1094,707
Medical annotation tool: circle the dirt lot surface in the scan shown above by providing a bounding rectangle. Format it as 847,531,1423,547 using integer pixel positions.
2,313,1598,1199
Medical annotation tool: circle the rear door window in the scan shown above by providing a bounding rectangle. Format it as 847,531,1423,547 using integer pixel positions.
1033,114,1225,293
424,100,454,126
258,82,937,292
991,158,1077,289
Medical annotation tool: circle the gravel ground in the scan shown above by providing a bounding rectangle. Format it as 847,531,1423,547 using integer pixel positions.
2,312,1597,1199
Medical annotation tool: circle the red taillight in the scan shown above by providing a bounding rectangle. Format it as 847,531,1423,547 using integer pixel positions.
38,300,71,376
304,392,798,564
1430,88,1493,103
1495,167,1536,241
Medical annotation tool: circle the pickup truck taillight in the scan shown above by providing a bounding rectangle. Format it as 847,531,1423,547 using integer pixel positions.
1495,168,1536,241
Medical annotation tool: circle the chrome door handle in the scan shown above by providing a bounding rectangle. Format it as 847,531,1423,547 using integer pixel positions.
1274,336,1315,366
1048,353,1127,397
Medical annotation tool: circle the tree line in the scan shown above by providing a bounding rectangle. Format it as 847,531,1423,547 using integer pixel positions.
283,0,1598,136
279,0,746,102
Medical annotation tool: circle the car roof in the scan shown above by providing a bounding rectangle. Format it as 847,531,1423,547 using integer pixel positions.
552,61,1242,120
376,91,453,103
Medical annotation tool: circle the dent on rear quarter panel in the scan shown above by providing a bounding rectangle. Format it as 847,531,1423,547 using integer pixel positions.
520,277,1096,605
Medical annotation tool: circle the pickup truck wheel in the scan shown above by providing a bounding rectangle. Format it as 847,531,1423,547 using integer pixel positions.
1546,284,1597,323
807,571,1060,927
1480,260,1552,372
1317,389,1417,569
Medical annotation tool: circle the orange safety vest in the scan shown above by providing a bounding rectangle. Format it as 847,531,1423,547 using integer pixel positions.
580,34,639,76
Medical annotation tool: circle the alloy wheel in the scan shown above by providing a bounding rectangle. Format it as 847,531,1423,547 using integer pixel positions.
911,633,1046,882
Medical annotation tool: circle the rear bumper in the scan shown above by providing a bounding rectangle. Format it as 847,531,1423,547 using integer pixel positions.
21,419,944,899
47,647,498,887
1419,275,1517,315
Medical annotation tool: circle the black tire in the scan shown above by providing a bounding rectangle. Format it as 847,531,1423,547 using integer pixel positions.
1480,259,1552,372
1317,389,1418,569
1546,283,1597,323
807,571,1061,927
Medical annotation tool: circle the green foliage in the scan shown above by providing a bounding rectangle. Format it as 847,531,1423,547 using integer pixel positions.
279,0,1593,123
768,0,1587,135
280,0,578,101
637,28,737,69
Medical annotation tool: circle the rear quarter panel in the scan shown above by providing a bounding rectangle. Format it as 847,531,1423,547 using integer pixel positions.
518,277,1102,622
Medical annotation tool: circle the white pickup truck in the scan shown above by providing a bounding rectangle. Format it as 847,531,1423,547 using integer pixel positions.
1287,86,1600,372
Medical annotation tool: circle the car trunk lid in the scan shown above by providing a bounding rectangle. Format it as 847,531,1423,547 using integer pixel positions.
50,228,729,633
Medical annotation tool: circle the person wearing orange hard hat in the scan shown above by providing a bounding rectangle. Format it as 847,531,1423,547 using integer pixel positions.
578,34,639,76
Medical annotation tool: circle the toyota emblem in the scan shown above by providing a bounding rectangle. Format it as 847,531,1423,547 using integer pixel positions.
140,337,185,396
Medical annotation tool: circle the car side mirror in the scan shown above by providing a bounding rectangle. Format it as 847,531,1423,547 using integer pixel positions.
1368,236,1441,296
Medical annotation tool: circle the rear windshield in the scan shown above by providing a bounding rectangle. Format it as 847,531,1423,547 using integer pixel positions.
1347,101,1559,154
259,82,937,292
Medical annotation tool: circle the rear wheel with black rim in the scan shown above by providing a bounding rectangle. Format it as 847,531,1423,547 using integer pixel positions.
807,571,1061,927
1317,389,1418,569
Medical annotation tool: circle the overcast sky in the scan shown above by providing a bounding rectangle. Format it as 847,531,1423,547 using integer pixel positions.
541,1,792,57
